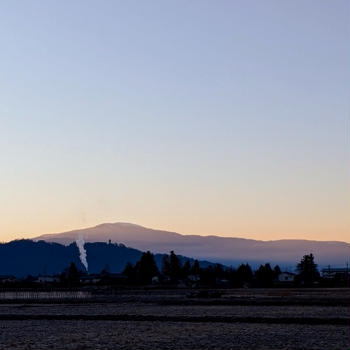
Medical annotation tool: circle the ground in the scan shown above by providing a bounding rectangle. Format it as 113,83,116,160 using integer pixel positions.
0,288,348,350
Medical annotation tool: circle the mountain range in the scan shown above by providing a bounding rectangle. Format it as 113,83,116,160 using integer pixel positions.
33,222,350,268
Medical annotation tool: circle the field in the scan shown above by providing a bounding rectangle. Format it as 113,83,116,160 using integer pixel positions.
0,288,349,350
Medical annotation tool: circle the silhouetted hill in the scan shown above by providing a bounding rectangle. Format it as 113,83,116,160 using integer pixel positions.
33,222,350,268
0,240,214,277
0,240,80,278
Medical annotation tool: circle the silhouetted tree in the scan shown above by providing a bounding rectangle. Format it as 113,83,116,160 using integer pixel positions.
273,265,281,279
214,264,225,279
237,263,253,287
200,265,216,286
135,251,159,284
161,254,171,276
255,263,274,287
182,260,191,279
227,268,238,287
60,262,80,286
101,264,111,275
164,251,182,283
99,264,111,283
296,253,319,286
122,262,136,284
190,259,200,275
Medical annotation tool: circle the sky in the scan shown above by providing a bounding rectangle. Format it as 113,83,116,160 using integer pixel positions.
0,1,349,243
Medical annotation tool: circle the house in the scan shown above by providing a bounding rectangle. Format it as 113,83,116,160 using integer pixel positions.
321,267,350,280
100,273,127,284
36,275,60,284
0,275,16,283
216,278,230,287
80,274,101,284
151,276,159,284
278,272,295,282
188,274,200,282
109,273,127,282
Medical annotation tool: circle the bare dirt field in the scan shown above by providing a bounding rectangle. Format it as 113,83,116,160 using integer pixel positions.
0,288,349,350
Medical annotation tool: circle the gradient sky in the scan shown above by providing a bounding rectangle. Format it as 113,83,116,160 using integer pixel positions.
0,1,349,242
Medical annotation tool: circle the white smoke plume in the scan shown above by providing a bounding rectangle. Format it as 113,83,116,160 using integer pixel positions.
76,235,88,272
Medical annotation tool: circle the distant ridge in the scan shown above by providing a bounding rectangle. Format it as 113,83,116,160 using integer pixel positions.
0,240,215,278
33,222,350,268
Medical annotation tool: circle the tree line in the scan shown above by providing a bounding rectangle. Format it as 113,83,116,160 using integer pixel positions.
120,250,321,287
2,251,339,288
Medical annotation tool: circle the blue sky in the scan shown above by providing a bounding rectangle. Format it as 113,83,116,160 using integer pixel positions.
0,1,349,241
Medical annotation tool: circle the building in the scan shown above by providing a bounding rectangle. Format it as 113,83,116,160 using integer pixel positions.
36,275,60,283
80,275,101,284
278,272,295,282
0,275,16,283
321,267,350,280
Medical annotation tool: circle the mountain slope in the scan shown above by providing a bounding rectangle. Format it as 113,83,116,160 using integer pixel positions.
33,222,350,268
0,240,214,277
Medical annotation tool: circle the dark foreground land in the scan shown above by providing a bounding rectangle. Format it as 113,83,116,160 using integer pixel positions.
0,288,349,350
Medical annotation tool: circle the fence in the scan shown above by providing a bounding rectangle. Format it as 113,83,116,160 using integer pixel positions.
0,290,91,300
